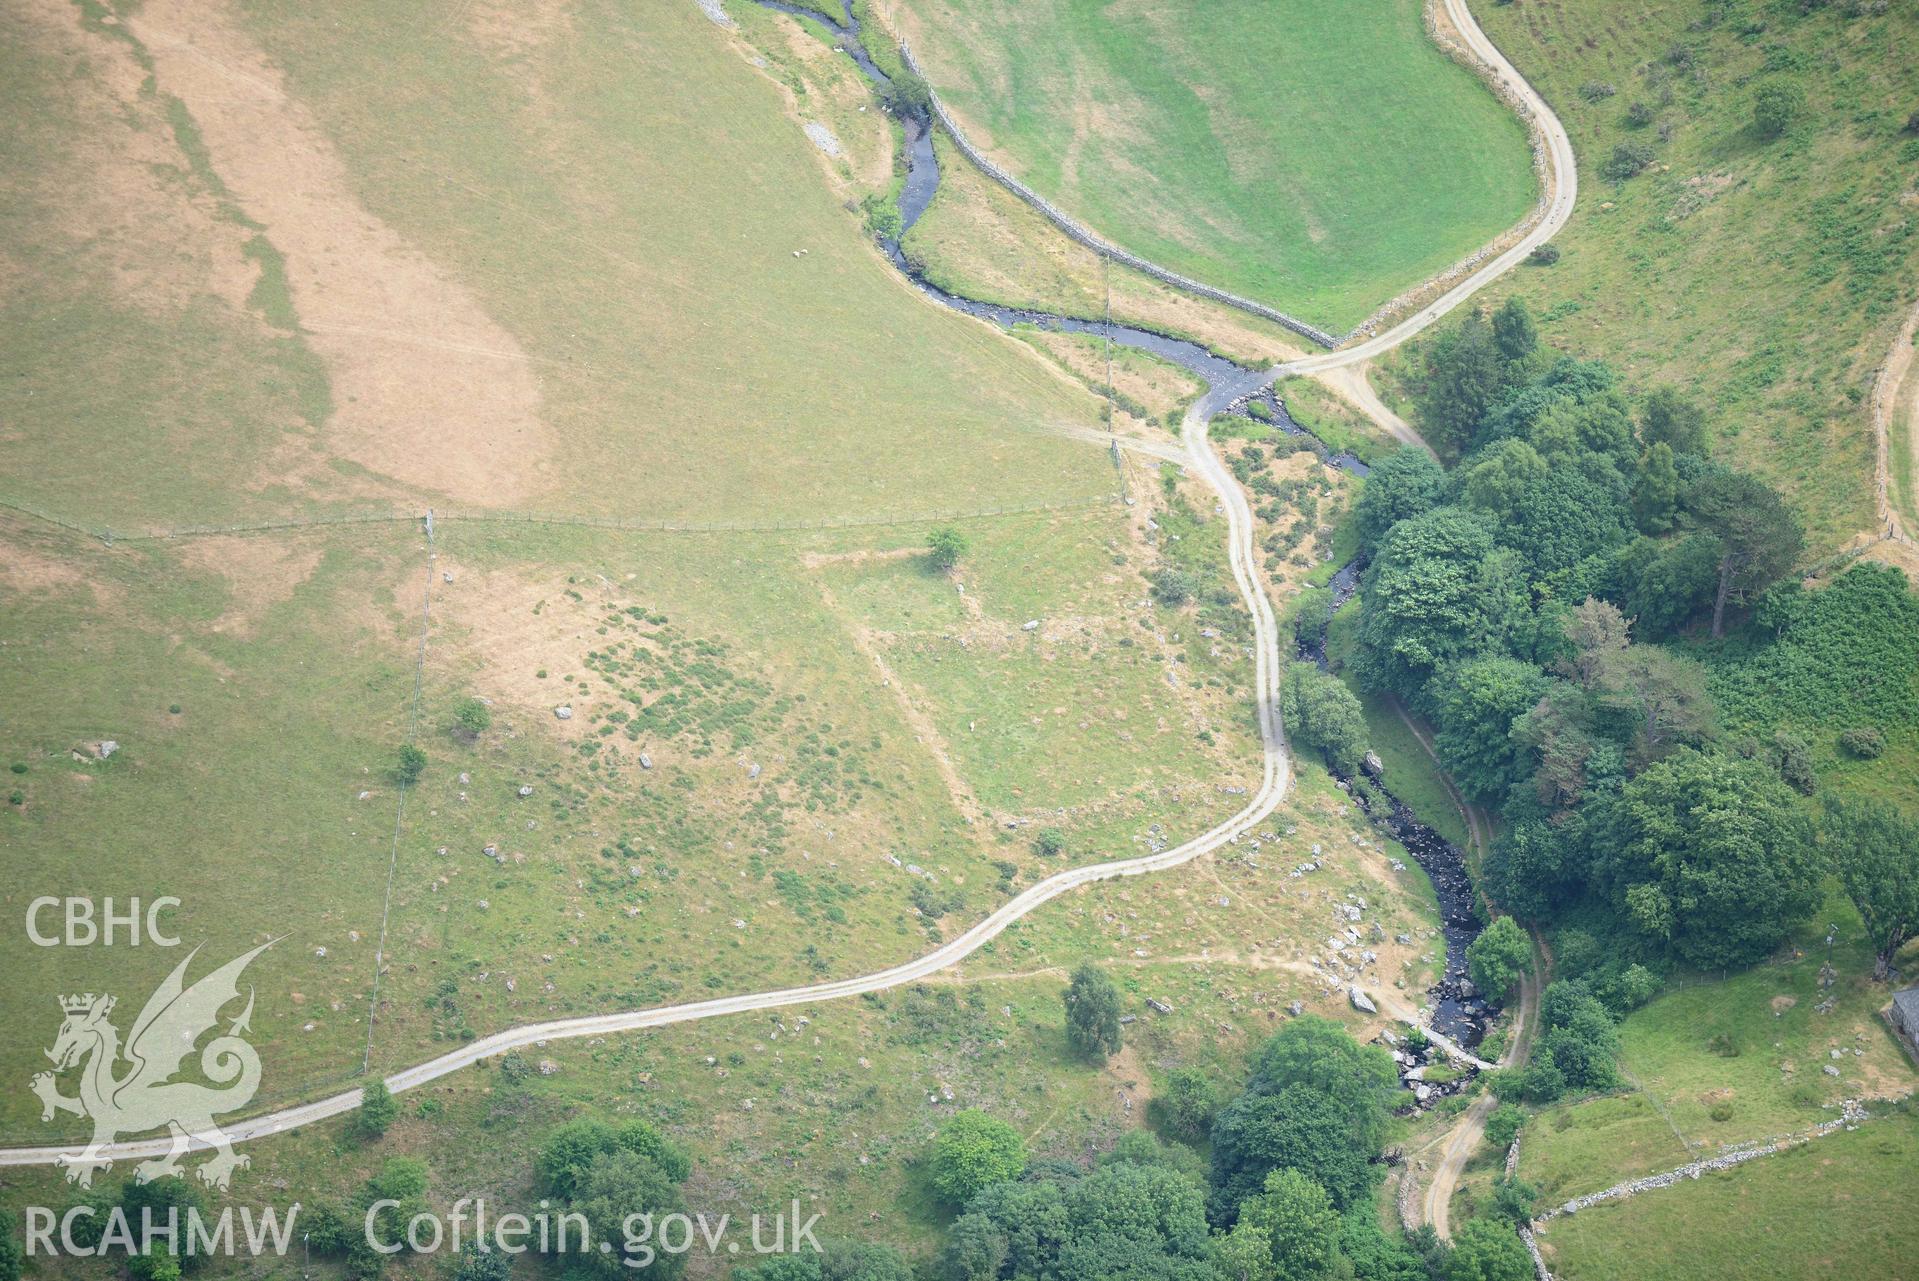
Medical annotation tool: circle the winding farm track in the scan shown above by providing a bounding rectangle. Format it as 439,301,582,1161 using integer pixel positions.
1381,697,1545,1239
0,0,1574,1175
1870,298,1919,548
1287,0,1577,378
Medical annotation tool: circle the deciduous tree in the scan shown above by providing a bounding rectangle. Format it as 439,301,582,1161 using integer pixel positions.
1597,644,1715,762
1280,665,1369,775
1355,508,1522,697
1467,917,1534,1000
1063,964,1123,1062
926,526,970,574
1598,750,1821,968
1351,446,1446,556
1431,657,1551,804
1225,1169,1343,1281
1639,388,1707,455
1554,598,1629,692
1689,472,1803,637
930,1111,1027,1206
1822,796,1919,981
1445,1218,1533,1281
357,1079,398,1138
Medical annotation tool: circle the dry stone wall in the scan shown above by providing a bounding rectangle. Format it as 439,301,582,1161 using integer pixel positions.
898,43,1342,350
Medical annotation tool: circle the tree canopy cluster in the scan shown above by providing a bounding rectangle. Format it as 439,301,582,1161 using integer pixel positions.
1356,304,1842,992
930,1017,1527,1281
1342,305,1919,1102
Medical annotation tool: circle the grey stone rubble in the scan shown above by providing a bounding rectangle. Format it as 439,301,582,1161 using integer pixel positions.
802,121,842,156
1538,1099,1871,1222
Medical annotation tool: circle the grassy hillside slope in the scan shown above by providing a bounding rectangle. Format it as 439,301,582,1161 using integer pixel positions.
1465,0,1919,552
0,0,1273,1140
1534,1102,1919,1281
887,0,1537,333
0,0,1113,528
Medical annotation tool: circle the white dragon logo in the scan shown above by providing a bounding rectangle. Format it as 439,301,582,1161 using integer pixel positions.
31,941,274,1191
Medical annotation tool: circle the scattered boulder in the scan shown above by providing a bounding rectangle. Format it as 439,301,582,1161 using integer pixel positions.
1349,986,1377,1014
517,785,534,798
1362,751,1384,778
554,706,572,721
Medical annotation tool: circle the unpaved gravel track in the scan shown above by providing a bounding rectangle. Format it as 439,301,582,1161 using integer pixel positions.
1,376,1287,1175
1385,696,1544,1240
0,0,1572,1174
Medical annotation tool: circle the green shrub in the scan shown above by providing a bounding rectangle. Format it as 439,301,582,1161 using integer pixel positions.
453,697,492,737
357,1079,399,1137
1484,1103,1526,1151
1839,727,1885,759
1151,564,1195,606
1712,568,1919,733
395,744,427,786
1753,81,1806,138
1156,1066,1219,1142
1603,140,1656,181
929,1110,1026,1205
1033,829,1066,857
1528,242,1561,266
926,526,969,573
1772,729,1816,795
860,192,902,242
881,69,931,117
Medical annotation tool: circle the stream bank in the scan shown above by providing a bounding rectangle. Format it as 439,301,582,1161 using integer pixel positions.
747,0,1497,1073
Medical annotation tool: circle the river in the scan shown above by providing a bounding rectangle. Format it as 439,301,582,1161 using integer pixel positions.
748,0,1491,1055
